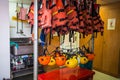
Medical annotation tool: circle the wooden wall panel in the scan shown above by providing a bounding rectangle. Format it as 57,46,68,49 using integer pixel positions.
79,34,92,48
93,33,104,71
81,2,120,77
47,36,60,53
38,28,60,54
93,2,120,77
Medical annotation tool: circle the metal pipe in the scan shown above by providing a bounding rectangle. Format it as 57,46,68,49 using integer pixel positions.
21,2,23,32
91,34,94,52
33,0,38,80
16,2,19,33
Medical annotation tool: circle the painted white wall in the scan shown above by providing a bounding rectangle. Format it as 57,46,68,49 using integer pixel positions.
9,2,31,38
0,0,10,79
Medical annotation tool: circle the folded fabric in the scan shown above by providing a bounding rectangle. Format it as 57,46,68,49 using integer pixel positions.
10,41,19,49
40,29,45,47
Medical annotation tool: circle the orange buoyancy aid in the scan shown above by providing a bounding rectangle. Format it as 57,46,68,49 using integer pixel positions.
65,0,79,31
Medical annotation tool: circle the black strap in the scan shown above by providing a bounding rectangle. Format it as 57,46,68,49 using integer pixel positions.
31,26,33,34
49,28,52,45
79,33,81,38
65,4,69,8
72,31,75,43
58,9,64,13
50,4,56,9
38,0,42,9
59,17,67,21
93,30,98,38
63,34,65,43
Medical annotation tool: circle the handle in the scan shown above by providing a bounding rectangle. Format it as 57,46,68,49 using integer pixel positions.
118,48,120,74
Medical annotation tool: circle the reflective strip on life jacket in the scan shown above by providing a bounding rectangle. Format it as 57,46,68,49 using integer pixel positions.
67,9,74,15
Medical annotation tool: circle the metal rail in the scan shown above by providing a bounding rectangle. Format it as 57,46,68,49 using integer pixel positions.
33,0,38,80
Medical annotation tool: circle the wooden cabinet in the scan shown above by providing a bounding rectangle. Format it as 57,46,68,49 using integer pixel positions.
93,2,120,77
93,33,103,71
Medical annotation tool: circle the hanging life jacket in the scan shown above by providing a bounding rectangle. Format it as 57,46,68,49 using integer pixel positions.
38,0,52,34
92,3,104,36
50,0,68,35
65,0,79,31
27,2,34,27
83,0,93,35
78,1,85,34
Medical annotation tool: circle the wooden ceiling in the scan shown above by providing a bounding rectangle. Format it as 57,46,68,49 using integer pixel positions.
9,0,120,5
97,0,120,4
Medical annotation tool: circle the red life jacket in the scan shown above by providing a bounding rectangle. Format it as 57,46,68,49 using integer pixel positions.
50,0,68,35
27,2,34,27
83,0,93,35
78,2,85,33
28,0,52,34
39,0,52,28
65,0,79,31
92,3,104,36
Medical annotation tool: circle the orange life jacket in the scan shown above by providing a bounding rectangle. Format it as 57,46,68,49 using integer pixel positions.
65,0,79,31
